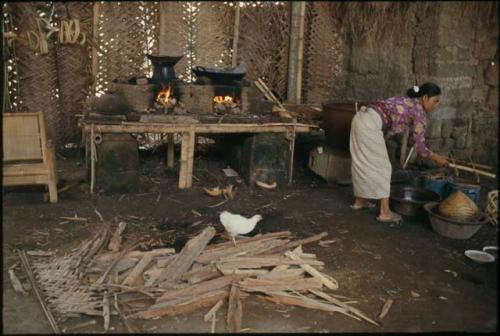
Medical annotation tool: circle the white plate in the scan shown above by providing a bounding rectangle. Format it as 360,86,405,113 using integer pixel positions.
464,250,495,263
483,246,498,253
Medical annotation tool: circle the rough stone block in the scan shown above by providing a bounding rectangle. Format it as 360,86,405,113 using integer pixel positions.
451,125,468,139
426,119,442,139
427,138,444,151
436,64,476,78
434,106,456,120
486,87,499,106
478,40,498,60
441,119,454,138
442,138,456,152
455,134,467,149
451,148,473,161
471,87,487,104
456,102,475,118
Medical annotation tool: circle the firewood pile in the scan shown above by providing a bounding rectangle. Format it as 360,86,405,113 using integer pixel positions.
17,224,380,333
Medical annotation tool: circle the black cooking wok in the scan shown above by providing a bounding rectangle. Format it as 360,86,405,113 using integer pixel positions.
192,65,246,83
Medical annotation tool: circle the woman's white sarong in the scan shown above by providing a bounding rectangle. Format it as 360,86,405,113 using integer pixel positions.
349,106,391,199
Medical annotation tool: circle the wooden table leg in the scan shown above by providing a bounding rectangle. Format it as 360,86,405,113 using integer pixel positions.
167,133,174,169
179,130,195,189
186,130,195,188
179,132,189,189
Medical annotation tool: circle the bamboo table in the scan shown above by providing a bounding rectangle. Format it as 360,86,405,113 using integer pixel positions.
79,120,318,190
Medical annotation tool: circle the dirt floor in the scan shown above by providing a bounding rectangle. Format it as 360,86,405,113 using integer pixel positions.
2,136,498,334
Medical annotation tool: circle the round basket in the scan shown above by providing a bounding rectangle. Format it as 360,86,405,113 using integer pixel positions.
486,190,498,226
438,191,479,221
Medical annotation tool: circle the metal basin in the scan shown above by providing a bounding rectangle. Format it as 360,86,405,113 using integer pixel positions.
424,202,487,239
390,186,441,217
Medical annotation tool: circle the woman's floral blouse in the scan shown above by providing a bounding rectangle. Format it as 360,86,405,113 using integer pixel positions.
370,96,431,158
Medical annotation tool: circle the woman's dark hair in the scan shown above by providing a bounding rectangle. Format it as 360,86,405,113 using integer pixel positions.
406,82,441,98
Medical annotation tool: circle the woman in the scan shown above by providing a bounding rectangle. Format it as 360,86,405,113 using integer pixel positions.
349,82,449,224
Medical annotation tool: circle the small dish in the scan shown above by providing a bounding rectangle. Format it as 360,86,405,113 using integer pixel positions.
464,250,495,263
482,246,498,259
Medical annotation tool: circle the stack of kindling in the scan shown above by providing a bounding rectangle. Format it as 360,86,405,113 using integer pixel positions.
25,224,380,332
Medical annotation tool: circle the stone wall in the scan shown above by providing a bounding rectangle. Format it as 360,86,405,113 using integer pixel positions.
337,3,498,169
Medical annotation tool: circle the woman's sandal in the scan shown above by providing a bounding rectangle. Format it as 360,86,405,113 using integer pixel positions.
350,202,376,210
376,212,403,228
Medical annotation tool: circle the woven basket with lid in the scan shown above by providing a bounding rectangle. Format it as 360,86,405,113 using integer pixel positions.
438,190,479,221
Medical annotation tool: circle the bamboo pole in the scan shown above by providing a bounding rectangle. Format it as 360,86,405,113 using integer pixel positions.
90,125,95,194
231,2,241,68
91,2,100,94
288,126,296,185
295,2,306,104
448,163,496,179
286,2,301,103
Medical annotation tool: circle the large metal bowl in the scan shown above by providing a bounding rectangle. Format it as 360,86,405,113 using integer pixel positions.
424,202,487,239
390,186,441,217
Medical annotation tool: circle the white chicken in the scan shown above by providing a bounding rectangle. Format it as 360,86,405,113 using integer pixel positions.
219,211,263,246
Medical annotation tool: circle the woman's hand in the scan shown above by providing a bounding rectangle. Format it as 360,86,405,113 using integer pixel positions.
431,152,449,167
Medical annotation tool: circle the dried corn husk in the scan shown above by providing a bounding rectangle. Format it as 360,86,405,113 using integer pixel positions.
204,187,222,197
256,181,277,190
438,191,479,221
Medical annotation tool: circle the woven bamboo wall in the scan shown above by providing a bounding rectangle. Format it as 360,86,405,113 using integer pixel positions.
158,2,190,81
53,2,93,142
194,2,234,70
95,1,159,94
8,2,63,144
238,2,291,101
301,2,344,104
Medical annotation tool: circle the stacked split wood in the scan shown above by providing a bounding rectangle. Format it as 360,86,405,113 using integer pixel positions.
27,224,380,332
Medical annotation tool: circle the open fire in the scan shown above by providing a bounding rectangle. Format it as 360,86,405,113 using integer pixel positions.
157,85,175,106
213,95,241,114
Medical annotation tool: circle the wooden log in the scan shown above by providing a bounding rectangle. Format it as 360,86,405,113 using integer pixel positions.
285,251,338,290
309,289,379,326
258,268,305,280
108,221,127,252
260,291,359,321
155,275,237,303
201,231,291,254
96,248,176,263
196,238,290,264
378,298,393,320
133,289,228,319
157,226,216,287
217,256,324,269
182,265,222,284
227,283,242,333
239,277,322,293
204,299,224,322
121,254,154,287
265,232,328,254
8,269,28,295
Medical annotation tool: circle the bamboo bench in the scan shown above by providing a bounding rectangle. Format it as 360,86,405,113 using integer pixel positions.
2,112,58,203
